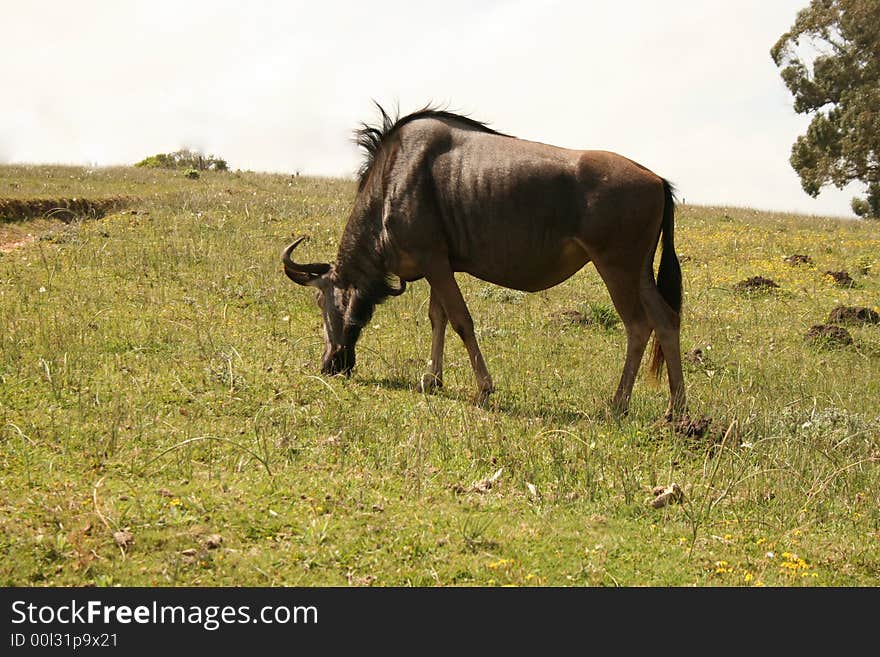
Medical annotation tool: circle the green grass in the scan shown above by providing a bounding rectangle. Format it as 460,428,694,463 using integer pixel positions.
1,165,878,587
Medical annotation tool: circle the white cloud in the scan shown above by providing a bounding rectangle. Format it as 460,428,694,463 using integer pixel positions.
0,0,863,216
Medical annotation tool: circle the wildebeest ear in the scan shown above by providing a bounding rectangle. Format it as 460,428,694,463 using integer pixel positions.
281,237,332,287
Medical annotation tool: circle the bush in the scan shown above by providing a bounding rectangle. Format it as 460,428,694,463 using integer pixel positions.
851,183,880,219
852,197,870,217
135,149,228,171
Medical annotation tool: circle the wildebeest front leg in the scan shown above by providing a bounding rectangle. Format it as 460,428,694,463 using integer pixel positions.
423,263,494,405
419,288,447,393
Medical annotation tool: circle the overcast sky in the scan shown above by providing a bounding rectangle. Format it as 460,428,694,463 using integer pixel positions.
2,0,864,217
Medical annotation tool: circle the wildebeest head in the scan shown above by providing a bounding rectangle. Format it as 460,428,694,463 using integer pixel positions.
281,236,356,376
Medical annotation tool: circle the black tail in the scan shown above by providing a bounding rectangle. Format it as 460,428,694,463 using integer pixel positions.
649,179,682,380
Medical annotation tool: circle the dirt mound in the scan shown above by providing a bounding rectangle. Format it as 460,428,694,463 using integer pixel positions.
673,414,712,438
0,196,134,223
734,276,779,293
805,324,853,346
824,270,854,287
784,254,812,266
828,305,880,325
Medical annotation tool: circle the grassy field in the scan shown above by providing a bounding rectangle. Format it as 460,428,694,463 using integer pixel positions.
1,164,878,587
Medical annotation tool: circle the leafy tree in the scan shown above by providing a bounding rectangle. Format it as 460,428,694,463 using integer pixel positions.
771,0,879,218
135,148,228,172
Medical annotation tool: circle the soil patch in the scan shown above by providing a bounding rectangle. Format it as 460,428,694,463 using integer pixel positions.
684,348,705,365
552,309,592,326
0,196,134,223
805,324,853,347
0,235,36,254
1,196,137,253
734,276,779,293
673,414,712,439
784,254,812,266
828,305,880,325
824,270,854,287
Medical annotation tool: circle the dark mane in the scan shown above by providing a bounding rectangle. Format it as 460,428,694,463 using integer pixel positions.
354,103,508,191
335,104,510,346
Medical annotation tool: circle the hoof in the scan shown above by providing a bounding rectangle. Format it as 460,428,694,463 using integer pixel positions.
473,386,494,407
419,374,443,393
609,398,630,419
664,405,688,423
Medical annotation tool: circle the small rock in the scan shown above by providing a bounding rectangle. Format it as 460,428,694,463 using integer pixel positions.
346,571,376,586
204,534,223,549
181,548,198,557
113,531,133,549
472,467,503,493
650,483,684,509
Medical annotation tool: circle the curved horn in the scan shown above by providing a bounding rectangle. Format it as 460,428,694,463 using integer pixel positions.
281,236,331,286
387,279,407,296
281,235,309,270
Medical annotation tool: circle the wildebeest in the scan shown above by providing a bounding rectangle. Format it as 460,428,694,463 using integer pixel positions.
282,105,685,418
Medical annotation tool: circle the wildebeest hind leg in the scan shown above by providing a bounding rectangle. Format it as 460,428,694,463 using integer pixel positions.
639,268,686,419
594,262,652,416
422,260,494,405
419,287,447,393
